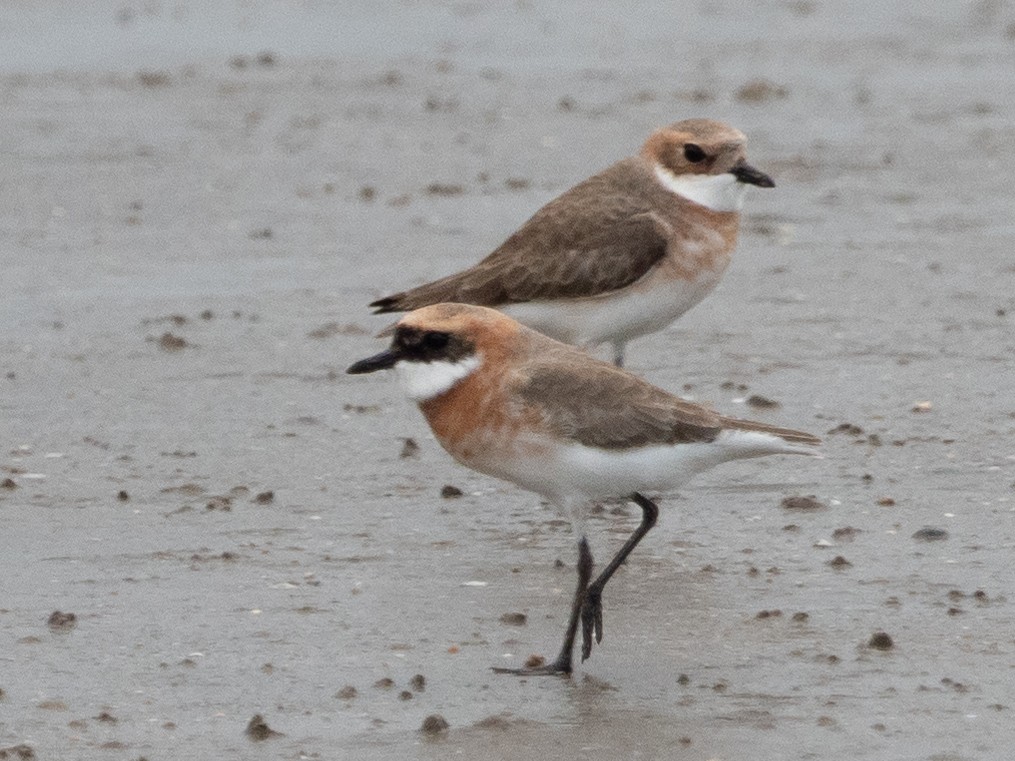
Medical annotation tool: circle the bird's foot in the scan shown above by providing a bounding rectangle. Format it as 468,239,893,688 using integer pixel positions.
492,653,572,677
580,587,604,662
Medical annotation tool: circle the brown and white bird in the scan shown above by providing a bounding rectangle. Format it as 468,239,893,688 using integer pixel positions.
370,119,774,367
348,304,820,675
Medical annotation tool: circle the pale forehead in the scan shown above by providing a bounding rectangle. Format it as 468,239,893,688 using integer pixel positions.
397,303,504,333
667,119,746,143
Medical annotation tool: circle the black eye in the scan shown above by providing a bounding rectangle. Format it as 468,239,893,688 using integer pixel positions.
423,331,449,351
683,143,707,163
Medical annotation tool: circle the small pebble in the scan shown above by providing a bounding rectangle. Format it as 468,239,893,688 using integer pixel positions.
244,714,282,741
499,612,527,627
409,674,426,692
374,677,395,690
523,654,545,669
440,485,463,499
867,631,894,651
398,690,413,701
781,495,825,511
912,527,948,542
827,555,852,569
253,491,274,504
47,611,77,633
421,714,449,735
399,438,420,458
116,490,129,502
335,685,357,700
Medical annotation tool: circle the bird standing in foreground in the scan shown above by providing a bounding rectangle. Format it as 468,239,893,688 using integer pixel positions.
347,304,820,675
370,119,774,367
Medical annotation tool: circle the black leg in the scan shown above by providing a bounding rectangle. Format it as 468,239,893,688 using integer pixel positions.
493,536,593,676
580,492,659,661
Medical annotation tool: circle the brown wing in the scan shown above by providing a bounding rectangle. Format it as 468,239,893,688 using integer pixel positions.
371,159,671,313
515,348,722,450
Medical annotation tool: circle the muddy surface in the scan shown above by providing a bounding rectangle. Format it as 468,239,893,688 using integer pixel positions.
2,2,1015,759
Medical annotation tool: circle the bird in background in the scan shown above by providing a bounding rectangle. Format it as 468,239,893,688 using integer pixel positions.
348,303,820,675
370,118,774,367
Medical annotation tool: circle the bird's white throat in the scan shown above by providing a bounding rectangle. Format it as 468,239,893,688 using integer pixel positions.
654,166,748,212
395,355,482,402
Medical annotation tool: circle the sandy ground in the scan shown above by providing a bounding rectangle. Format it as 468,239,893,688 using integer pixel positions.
3,1,1015,759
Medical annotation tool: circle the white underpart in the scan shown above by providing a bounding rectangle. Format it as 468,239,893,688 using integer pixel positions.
654,165,748,212
501,265,721,352
394,355,481,402
474,428,818,504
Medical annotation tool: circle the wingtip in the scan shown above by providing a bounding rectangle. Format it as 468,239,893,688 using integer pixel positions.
369,296,401,315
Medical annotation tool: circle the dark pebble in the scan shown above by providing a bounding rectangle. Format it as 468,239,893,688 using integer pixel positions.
374,677,395,689
253,491,274,504
335,685,357,700
440,485,464,499
399,690,413,701
912,527,948,542
421,714,449,735
410,674,426,692
244,714,282,741
499,612,527,626
157,332,187,351
47,611,77,632
867,631,894,651
781,495,825,511
746,394,779,409
116,490,129,501
827,555,852,569
523,654,545,669
399,438,420,458
1,478,17,489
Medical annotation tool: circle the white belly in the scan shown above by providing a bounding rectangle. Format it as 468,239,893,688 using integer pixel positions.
501,271,721,351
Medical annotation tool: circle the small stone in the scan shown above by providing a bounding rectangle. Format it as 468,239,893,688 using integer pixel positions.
373,677,395,690
400,438,420,458
116,490,130,502
832,526,861,541
677,673,690,685
244,714,282,741
1,478,17,489
253,491,274,504
781,495,825,511
867,631,894,651
876,496,895,506
409,674,426,692
440,484,463,499
746,394,779,409
398,690,413,701
827,555,852,569
47,611,77,632
499,612,527,627
335,685,357,700
523,654,545,669
792,612,809,622
912,527,948,542
158,332,187,351
420,714,449,735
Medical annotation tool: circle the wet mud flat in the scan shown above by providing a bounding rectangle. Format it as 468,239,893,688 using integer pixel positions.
2,1,1015,759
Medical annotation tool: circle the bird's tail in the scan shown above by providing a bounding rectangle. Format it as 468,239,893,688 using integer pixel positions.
716,417,822,458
